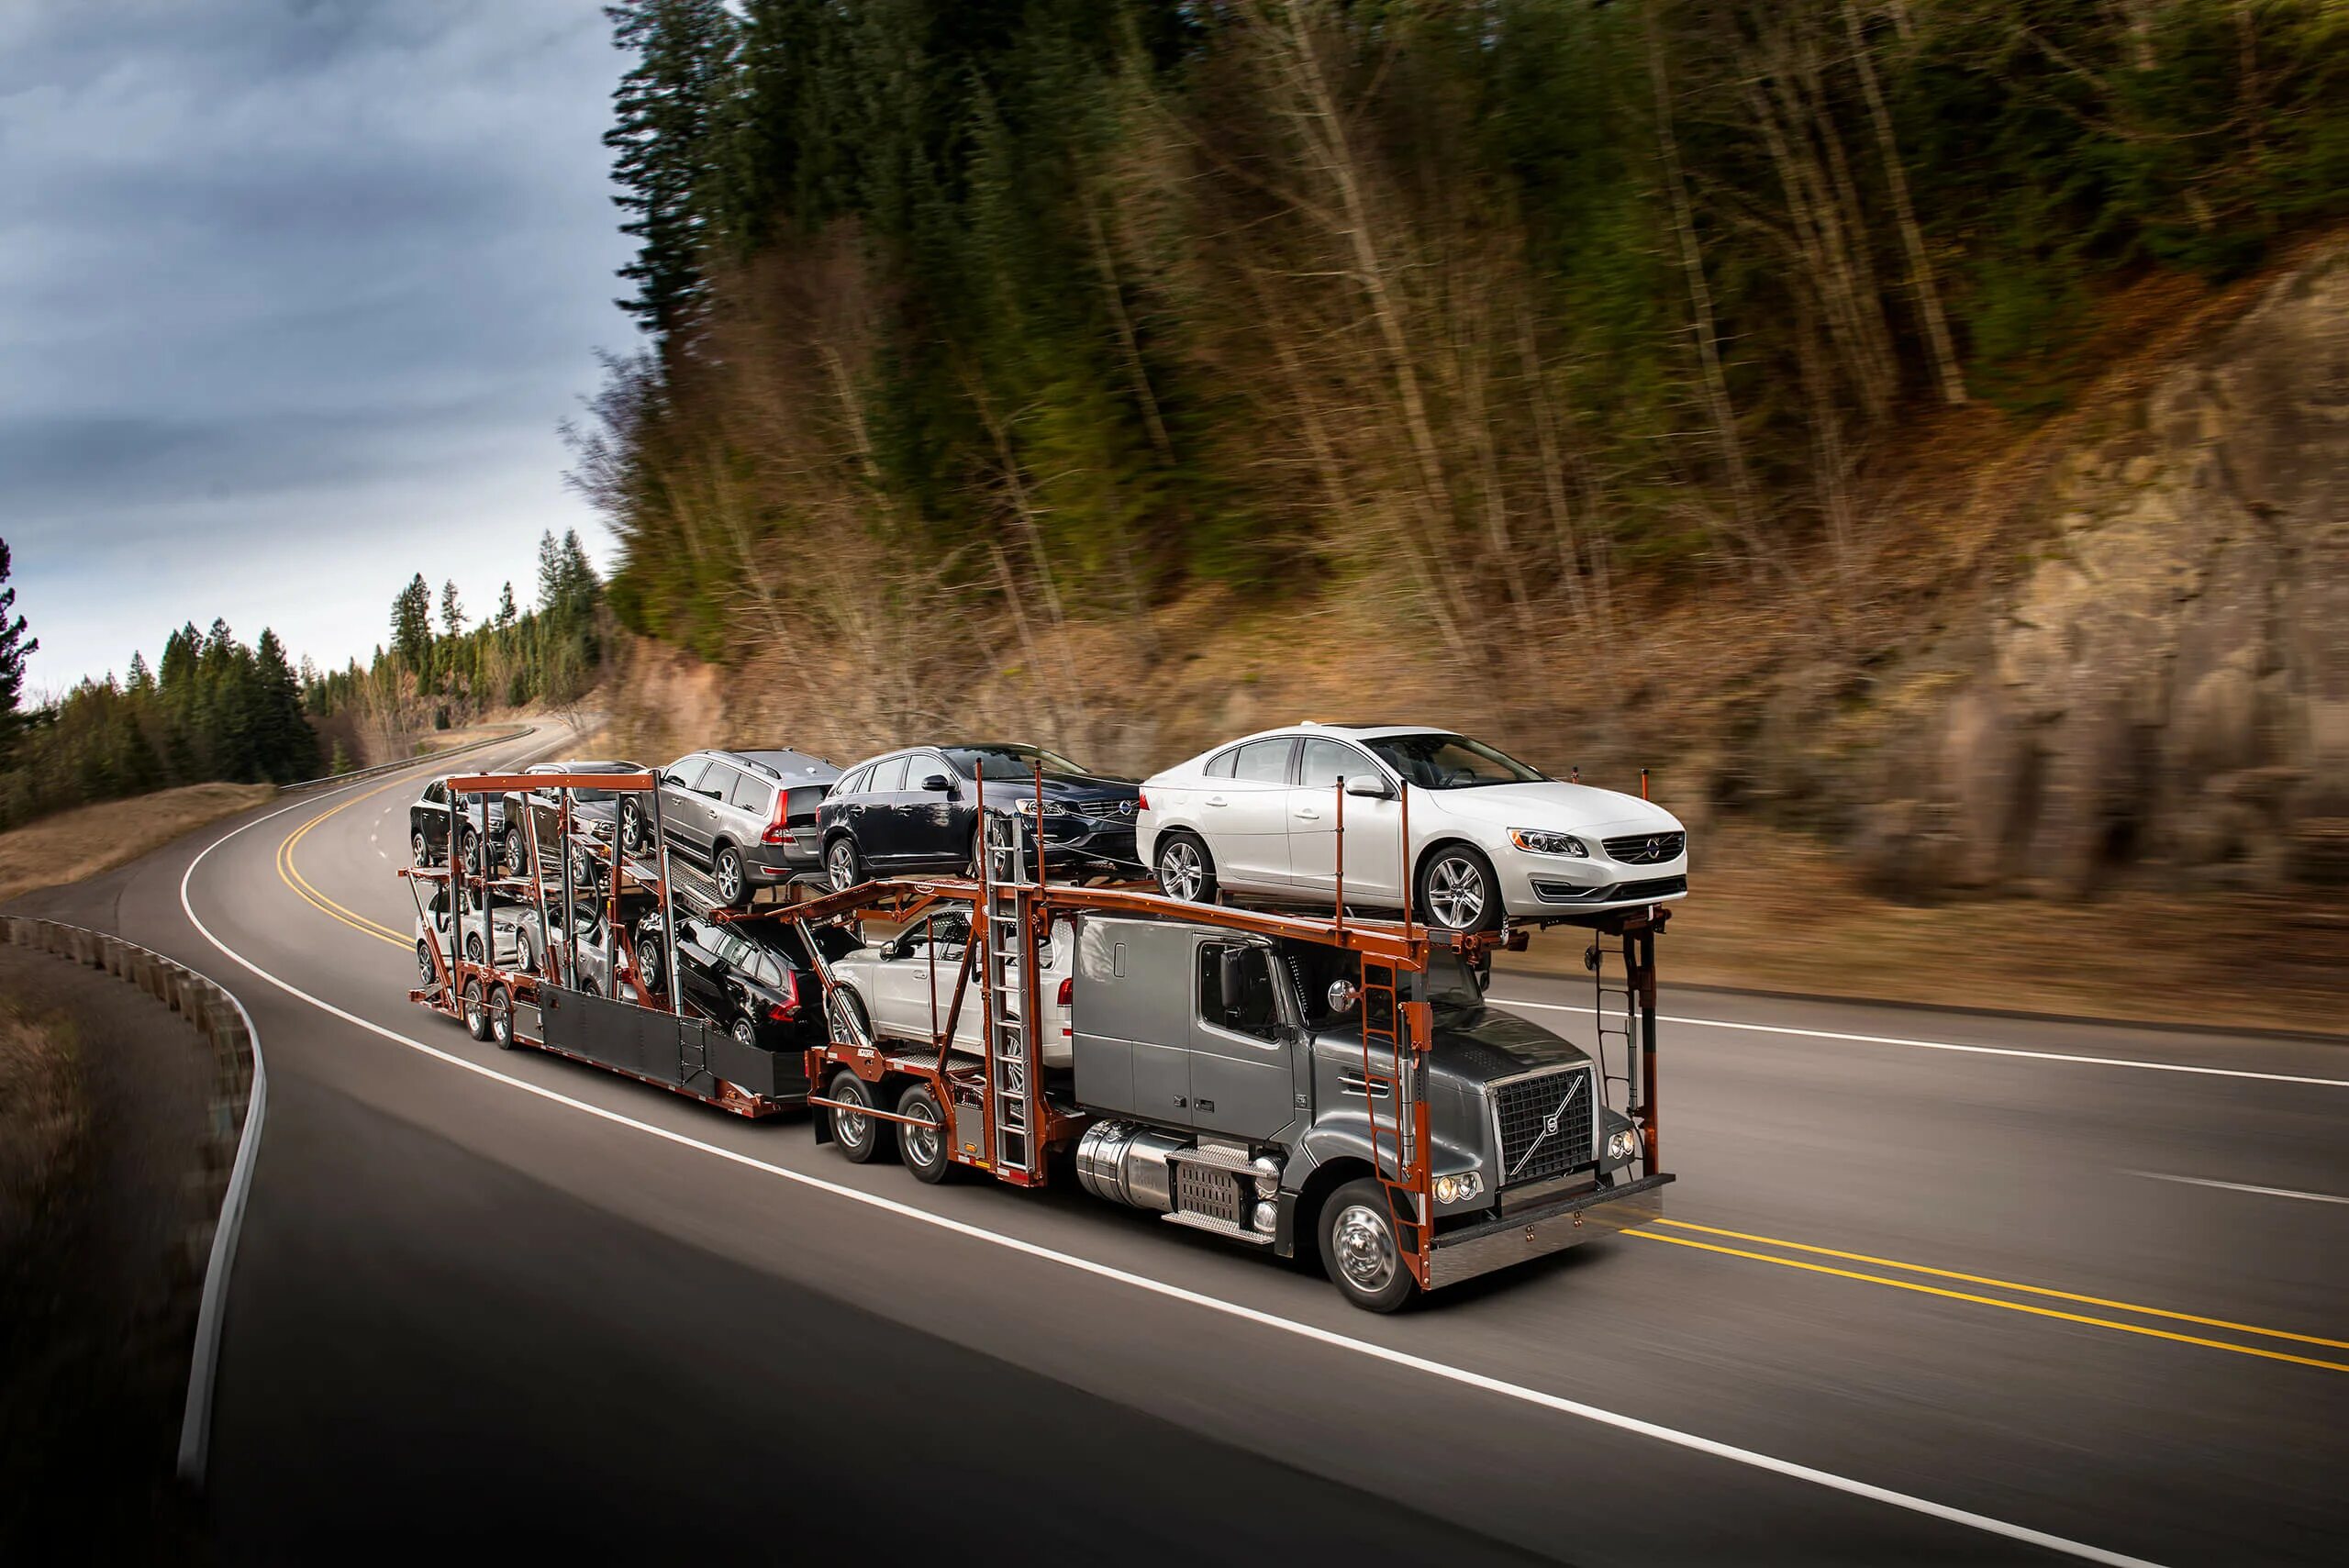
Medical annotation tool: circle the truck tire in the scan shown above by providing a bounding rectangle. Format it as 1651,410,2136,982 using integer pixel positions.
462,979,490,1041
1319,1178,1418,1313
827,1069,894,1165
897,1084,952,1184
487,984,515,1049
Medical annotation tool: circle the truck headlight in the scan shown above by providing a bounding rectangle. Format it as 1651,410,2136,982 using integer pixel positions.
1433,1171,1486,1205
1607,1128,1643,1162
1508,828,1588,857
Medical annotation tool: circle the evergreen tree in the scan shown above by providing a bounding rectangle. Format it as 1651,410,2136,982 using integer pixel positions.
126,651,153,694
0,539,37,763
439,580,466,638
254,628,320,783
495,581,518,628
392,574,434,670
605,0,739,352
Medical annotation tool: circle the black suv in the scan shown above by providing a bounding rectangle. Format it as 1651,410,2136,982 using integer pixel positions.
634,749,840,907
408,777,505,870
630,911,853,1099
815,742,1141,889
496,759,645,883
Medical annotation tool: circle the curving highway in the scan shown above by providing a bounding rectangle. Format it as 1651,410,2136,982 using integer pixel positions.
15,724,2346,1563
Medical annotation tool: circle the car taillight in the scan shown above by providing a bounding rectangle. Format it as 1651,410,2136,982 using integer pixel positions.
767,968,800,1021
762,792,793,845
1057,977,1073,1006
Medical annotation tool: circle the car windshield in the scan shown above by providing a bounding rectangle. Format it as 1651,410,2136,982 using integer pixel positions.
942,744,1088,782
538,765,630,803
1362,733,1543,789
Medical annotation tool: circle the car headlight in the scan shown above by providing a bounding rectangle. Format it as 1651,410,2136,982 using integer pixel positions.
1012,798,1066,817
1607,1128,1643,1162
1433,1171,1486,1205
584,819,612,839
1508,828,1588,857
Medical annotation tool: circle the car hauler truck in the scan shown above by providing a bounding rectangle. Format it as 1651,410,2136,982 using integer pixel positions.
401,766,1675,1311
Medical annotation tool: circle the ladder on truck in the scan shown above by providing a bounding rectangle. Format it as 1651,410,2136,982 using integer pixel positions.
978,805,1042,1181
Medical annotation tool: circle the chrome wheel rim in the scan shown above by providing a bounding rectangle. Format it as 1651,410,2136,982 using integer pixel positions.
717,854,740,901
462,984,484,1033
1332,1203,1397,1295
1426,856,1486,929
621,806,642,851
489,992,510,1043
733,1020,755,1052
411,831,429,865
416,943,431,983
827,841,855,890
1160,840,1204,900
835,1087,871,1149
465,937,484,963
902,1101,941,1169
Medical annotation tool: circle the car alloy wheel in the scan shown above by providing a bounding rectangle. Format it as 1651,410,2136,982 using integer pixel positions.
415,940,434,985
504,829,525,874
636,932,662,994
826,839,859,891
1424,852,1488,930
1158,838,1206,901
732,1018,757,1053
464,933,485,964
619,802,644,851
716,848,743,906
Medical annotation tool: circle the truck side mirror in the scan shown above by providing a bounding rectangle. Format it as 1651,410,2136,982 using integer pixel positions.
1219,949,1247,1020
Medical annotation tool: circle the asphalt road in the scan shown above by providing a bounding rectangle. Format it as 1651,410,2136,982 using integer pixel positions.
17,725,2346,1564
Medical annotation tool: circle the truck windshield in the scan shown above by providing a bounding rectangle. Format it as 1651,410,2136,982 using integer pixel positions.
1362,733,1542,789
1425,949,1487,1015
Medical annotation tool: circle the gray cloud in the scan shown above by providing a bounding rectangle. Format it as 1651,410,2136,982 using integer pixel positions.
0,0,640,695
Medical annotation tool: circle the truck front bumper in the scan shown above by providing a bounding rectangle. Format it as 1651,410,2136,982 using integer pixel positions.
1426,1171,1673,1291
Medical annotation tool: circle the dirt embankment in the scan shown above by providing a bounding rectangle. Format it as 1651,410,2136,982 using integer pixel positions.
0,782,274,907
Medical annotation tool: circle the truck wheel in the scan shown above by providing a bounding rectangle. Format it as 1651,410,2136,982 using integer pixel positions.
462,979,490,1041
827,1070,894,1164
897,1084,952,1184
487,984,515,1049
1418,845,1503,933
1320,1178,1419,1313
1155,832,1218,904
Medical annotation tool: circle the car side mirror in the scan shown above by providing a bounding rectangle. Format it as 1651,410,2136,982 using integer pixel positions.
1342,773,1393,799
920,773,952,793
879,937,905,961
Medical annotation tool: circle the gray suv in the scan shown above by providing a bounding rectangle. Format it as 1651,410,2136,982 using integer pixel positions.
638,749,840,907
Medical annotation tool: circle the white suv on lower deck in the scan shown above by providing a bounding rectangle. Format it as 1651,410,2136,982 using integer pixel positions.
1137,722,1688,931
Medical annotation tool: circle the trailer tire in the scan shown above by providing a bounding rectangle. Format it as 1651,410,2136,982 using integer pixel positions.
897,1084,952,1184
487,984,515,1049
827,1070,894,1164
462,979,490,1041
1319,1178,1419,1313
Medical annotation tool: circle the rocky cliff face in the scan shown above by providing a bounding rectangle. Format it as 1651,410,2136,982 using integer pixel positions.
1860,241,2349,896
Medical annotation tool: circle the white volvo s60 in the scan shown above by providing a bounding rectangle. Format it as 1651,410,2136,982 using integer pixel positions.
1136,722,1688,931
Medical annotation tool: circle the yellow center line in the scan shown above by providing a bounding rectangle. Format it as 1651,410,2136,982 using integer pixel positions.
1653,1218,2349,1352
275,769,472,951
1626,1231,2349,1374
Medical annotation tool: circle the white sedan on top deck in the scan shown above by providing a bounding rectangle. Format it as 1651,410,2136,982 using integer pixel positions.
1136,722,1689,932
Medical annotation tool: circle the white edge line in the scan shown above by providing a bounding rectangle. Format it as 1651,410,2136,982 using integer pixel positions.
165,743,2165,1568
1489,997,2349,1089
2129,1172,2349,1206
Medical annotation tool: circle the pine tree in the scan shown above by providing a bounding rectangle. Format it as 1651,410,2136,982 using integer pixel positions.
605,0,739,350
495,582,518,628
254,628,319,783
0,539,38,762
439,580,466,638
126,651,153,694
537,530,565,616
392,574,434,670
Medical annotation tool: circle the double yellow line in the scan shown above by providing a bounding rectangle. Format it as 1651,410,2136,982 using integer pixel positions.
276,771,448,951
1629,1218,2349,1374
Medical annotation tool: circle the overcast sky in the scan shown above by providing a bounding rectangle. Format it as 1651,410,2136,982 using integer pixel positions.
0,1,639,695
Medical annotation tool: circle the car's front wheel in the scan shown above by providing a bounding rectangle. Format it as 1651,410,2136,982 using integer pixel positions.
415,939,436,986
410,828,432,867
1418,844,1503,933
825,837,863,892
1155,831,1218,904
634,925,663,994
618,800,645,852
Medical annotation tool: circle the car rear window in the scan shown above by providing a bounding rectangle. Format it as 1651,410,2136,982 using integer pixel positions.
727,770,770,812
1232,738,1294,784
783,785,826,825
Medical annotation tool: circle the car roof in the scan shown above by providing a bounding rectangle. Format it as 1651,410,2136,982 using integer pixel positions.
704,748,841,782
1203,721,1456,752
529,758,640,773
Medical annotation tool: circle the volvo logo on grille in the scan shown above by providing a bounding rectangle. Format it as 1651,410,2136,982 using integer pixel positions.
1645,836,1662,858
1118,799,1136,817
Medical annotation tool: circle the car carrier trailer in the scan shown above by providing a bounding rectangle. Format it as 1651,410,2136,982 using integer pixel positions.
399,763,1675,1310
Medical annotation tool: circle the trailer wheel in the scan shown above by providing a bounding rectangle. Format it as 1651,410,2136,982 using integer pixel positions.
487,984,515,1049
896,1084,952,1184
461,979,490,1041
1319,1178,1419,1313
826,1070,894,1164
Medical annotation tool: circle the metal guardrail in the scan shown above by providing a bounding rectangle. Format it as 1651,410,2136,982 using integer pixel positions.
281,722,530,793
0,915,266,1486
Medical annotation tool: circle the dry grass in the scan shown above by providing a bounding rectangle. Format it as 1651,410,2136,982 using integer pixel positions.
1504,823,2349,1038
0,1000,84,1253
0,782,275,907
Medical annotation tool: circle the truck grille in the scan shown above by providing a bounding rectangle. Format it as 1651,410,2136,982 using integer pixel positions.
1492,1068,1594,1186
1604,831,1685,864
